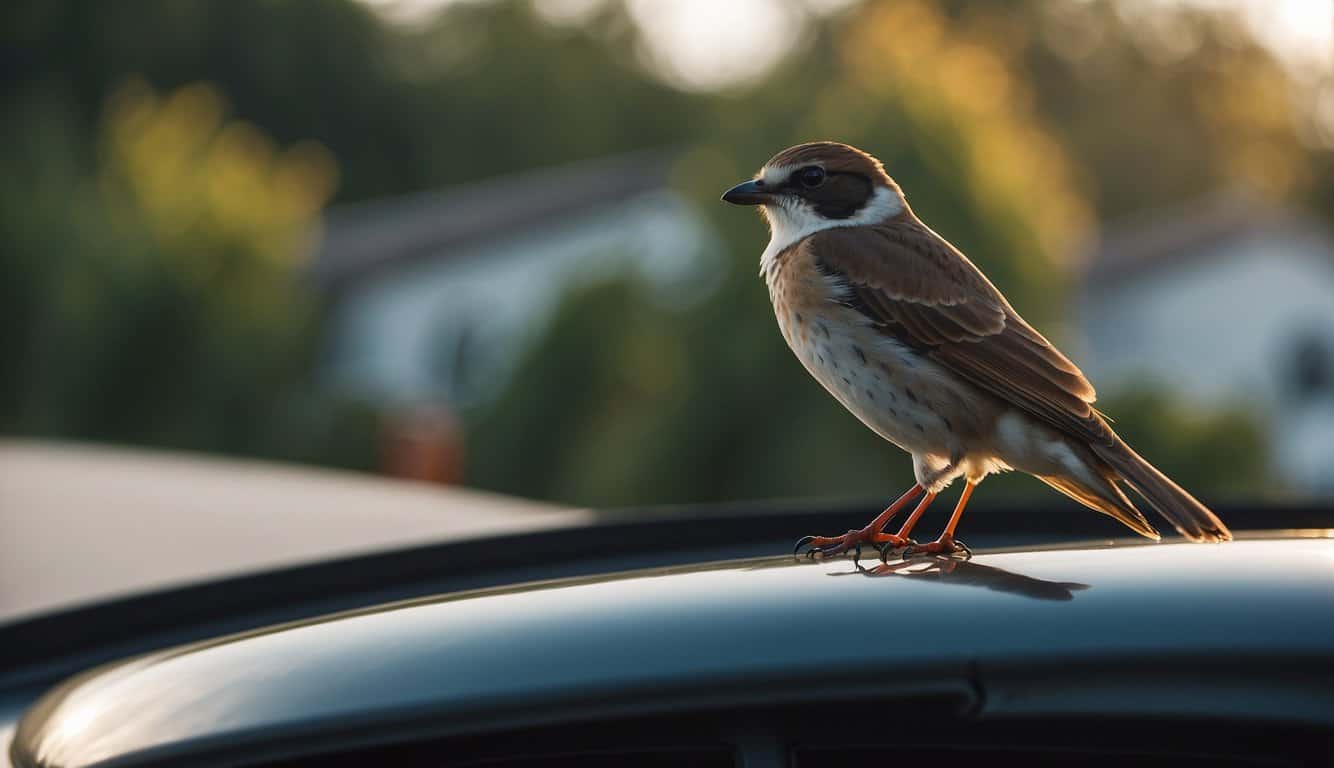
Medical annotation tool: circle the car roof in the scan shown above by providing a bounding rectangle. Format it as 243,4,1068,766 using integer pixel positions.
12,534,1334,768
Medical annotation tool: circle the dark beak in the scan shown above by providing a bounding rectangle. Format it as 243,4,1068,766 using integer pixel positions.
721,179,775,206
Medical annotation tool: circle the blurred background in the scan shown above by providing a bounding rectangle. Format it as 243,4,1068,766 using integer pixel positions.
3,0,1333,510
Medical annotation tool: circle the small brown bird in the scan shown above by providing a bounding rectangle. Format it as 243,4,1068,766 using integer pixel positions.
722,142,1231,558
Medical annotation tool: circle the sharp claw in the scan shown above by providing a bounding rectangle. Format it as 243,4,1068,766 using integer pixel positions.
795,532,861,561
878,539,912,563
793,535,817,559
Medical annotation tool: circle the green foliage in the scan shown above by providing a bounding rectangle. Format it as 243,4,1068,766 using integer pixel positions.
1096,387,1269,498
0,0,1291,504
1008,0,1314,217
2,0,695,203
0,82,373,468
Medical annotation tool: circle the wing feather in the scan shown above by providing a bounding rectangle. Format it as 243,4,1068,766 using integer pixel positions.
808,222,1112,447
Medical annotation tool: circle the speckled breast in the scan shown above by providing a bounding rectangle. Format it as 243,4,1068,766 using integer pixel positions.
766,250,966,455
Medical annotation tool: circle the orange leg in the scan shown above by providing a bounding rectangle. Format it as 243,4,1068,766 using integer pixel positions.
903,481,977,558
889,491,939,541
876,491,939,562
794,484,929,562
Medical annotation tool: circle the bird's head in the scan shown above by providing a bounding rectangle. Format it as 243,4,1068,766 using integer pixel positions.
721,142,906,242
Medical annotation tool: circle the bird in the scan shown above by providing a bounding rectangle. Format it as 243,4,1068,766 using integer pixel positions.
720,141,1231,560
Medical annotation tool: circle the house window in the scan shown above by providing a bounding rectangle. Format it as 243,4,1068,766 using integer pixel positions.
1289,333,1333,401
429,321,479,403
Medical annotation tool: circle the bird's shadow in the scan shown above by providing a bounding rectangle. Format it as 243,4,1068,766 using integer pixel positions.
828,556,1090,602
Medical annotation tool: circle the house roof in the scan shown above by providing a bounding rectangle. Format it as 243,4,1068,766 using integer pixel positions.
309,149,678,289
1081,189,1330,285
0,440,587,626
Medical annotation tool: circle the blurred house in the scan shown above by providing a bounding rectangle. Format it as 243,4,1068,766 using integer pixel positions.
1077,191,1334,494
310,150,716,410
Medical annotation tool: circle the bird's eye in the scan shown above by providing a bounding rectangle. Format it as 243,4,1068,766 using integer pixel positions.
797,166,826,188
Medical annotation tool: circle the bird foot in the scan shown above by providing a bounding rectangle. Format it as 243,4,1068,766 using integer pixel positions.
794,528,912,563
901,536,971,561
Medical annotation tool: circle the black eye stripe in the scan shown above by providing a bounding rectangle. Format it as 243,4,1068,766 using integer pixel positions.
802,171,874,219
787,169,863,185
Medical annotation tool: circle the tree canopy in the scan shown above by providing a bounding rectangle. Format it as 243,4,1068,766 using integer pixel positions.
2,0,1311,504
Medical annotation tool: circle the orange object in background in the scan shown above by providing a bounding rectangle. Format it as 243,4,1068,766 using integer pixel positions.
380,406,464,485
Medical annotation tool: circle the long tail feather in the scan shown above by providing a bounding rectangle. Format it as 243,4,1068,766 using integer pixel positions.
1092,438,1232,543
1037,474,1161,541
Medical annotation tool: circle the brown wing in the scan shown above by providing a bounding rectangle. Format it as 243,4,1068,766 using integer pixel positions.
807,221,1115,448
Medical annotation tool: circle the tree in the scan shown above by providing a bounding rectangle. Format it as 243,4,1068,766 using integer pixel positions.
1,80,374,467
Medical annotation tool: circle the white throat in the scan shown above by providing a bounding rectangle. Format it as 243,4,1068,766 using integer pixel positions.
759,186,902,278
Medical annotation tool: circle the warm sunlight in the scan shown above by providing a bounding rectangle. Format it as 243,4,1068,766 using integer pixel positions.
360,0,1332,89
7,1,1334,764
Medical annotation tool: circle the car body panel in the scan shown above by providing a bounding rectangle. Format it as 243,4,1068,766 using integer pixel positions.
10,536,1334,768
